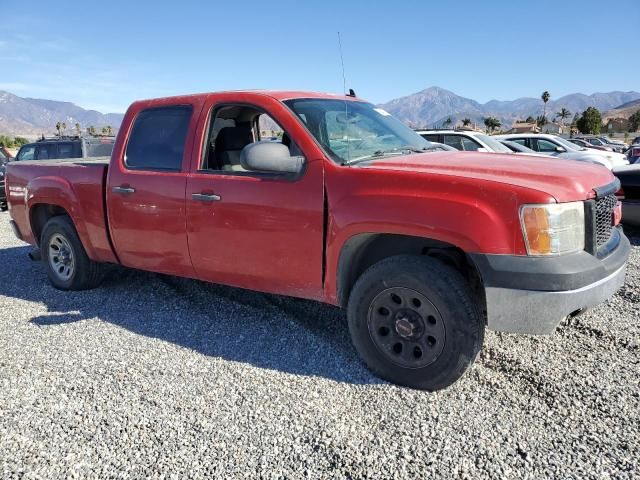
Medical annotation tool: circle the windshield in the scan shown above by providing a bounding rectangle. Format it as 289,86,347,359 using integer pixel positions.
474,134,511,153
283,98,432,164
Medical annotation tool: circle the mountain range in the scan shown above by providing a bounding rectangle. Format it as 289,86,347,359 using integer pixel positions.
379,87,640,128
0,91,123,136
1,87,639,137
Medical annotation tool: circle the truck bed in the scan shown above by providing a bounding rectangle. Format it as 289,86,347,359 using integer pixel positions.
6,156,117,263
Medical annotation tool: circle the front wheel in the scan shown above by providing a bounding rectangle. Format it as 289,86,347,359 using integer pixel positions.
347,255,484,390
40,215,104,290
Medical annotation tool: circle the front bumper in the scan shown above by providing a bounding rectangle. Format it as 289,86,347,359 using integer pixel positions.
470,229,630,334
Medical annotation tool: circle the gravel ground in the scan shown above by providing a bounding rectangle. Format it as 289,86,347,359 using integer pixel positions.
0,213,638,479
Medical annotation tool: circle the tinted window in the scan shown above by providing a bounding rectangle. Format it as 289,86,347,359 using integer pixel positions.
421,134,440,142
86,140,115,157
17,145,36,160
461,137,481,151
510,138,527,147
125,106,192,170
443,135,464,150
36,144,57,160
58,142,81,158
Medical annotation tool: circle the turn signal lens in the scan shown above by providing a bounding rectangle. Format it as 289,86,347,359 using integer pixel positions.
520,202,585,255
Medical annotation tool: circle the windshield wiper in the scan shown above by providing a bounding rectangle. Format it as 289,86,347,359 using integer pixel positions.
342,147,424,166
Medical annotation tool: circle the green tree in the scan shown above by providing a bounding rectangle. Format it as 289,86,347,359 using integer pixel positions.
443,117,452,128
55,121,62,137
536,115,548,128
629,110,640,132
461,118,471,127
525,116,535,123
483,117,501,133
541,91,550,120
555,107,571,126
576,107,603,134
75,123,81,135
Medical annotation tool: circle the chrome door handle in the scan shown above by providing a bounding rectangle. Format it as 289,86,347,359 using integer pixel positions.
192,193,221,202
112,185,135,194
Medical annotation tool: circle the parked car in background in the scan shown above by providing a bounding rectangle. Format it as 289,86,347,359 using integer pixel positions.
599,136,627,152
496,133,628,168
568,138,612,152
632,136,640,146
14,136,116,162
416,130,513,153
576,136,617,152
0,146,11,210
4,90,630,390
627,145,640,164
613,165,640,226
0,145,12,163
499,139,550,157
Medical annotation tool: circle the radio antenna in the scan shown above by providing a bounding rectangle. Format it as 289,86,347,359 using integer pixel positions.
337,31,347,96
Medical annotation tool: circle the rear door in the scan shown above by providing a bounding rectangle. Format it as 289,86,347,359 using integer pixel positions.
107,100,203,276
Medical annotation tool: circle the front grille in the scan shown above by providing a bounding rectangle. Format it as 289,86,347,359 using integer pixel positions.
594,194,617,247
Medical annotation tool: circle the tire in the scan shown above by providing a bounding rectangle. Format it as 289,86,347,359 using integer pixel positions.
347,255,484,391
40,215,104,290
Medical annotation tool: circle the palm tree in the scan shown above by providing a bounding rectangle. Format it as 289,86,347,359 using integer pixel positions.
461,118,471,127
443,117,452,128
60,122,66,136
75,123,81,135
555,108,571,126
541,91,550,121
483,117,501,133
55,121,61,137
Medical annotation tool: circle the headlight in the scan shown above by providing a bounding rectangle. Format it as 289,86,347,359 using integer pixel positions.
520,202,585,255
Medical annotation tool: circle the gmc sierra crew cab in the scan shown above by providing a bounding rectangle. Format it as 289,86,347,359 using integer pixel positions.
4,91,630,390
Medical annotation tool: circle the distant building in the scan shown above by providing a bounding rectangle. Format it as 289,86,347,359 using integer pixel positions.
508,122,540,134
540,123,567,135
603,118,629,132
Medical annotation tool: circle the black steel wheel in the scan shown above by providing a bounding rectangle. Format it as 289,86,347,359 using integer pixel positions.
368,287,446,369
347,255,484,391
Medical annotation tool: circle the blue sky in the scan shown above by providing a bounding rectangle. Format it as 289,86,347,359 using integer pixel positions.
1,0,638,113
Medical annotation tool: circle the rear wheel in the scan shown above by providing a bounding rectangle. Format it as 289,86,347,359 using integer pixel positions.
40,215,104,290
347,255,484,390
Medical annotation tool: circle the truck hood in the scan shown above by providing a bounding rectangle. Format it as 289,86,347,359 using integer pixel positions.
358,151,615,202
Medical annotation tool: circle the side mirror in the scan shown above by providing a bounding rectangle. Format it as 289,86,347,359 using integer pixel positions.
555,146,566,153
240,141,304,174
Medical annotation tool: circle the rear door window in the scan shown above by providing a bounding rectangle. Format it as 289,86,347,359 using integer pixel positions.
57,142,81,158
125,105,193,171
85,140,115,158
35,144,57,160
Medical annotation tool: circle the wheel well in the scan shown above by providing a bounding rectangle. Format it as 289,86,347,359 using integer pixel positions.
336,233,486,317
30,204,70,245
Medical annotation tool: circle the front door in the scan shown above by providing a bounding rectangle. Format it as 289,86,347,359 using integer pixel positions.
185,97,325,300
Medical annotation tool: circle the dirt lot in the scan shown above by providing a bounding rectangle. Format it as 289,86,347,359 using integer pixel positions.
0,212,638,479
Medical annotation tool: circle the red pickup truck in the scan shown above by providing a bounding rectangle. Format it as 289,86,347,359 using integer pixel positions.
4,91,630,390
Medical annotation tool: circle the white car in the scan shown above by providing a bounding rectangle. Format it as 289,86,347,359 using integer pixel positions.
416,130,514,154
495,133,629,169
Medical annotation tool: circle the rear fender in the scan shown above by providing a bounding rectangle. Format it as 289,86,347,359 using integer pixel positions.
25,176,98,260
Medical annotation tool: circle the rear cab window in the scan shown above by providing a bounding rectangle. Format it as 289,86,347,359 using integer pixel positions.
125,105,193,171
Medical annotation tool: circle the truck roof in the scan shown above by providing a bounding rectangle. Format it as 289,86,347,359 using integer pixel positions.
130,90,367,107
